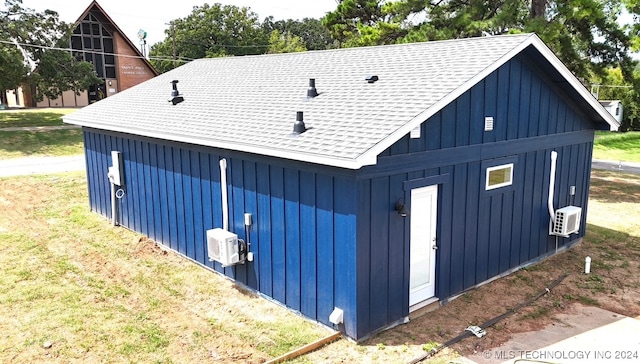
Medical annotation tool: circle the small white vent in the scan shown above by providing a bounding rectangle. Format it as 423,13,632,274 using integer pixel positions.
552,206,582,236
206,228,240,266
410,125,421,139
484,117,494,131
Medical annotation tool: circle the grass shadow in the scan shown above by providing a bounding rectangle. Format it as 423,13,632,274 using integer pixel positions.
0,129,84,158
0,111,70,128
589,170,640,204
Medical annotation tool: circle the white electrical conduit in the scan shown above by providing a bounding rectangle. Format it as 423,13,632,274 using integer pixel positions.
110,180,117,226
548,150,558,223
220,158,229,230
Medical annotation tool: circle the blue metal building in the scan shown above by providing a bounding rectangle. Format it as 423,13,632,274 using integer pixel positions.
65,34,618,340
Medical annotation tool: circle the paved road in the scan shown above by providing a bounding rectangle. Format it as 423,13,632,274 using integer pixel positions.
464,305,640,364
0,155,85,177
591,159,640,175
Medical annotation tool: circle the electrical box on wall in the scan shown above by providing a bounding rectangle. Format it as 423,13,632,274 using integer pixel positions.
108,151,123,186
206,228,240,266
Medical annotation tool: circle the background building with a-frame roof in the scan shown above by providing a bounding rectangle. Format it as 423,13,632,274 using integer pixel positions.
65,34,618,341
32,0,157,108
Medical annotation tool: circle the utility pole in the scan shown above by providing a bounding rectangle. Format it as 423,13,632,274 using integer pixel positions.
165,22,177,69
172,23,177,69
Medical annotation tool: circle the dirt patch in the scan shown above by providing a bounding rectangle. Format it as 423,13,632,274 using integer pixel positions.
301,237,640,363
302,170,640,363
133,236,169,257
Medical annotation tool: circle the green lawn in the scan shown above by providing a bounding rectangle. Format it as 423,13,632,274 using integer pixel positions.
0,129,84,159
0,109,83,159
593,131,640,162
0,108,77,128
0,173,329,363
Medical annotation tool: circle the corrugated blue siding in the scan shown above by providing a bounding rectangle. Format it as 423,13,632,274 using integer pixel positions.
83,132,360,338
355,55,596,337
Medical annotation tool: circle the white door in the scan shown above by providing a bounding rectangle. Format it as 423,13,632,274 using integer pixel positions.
409,185,438,306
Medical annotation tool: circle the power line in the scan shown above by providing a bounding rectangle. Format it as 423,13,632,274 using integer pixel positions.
0,39,193,63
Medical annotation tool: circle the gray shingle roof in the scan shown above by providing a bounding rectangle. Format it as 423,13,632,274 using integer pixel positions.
64,33,616,169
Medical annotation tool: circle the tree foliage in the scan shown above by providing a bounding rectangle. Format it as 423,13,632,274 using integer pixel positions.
149,3,268,73
0,43,28,92
262,17,335,50
267,30,307,54
323,1,634,81
593,68,640,131
323,0,397,46
0,0,101,102
32,49,101,100
526,0,631,81
150,5,336,73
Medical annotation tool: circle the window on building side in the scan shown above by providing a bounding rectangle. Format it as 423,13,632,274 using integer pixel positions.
486,163,513,190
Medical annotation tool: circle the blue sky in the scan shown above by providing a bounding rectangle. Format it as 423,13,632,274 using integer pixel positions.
20,0,339,47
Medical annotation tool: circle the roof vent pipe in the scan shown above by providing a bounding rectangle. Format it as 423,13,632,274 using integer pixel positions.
168,80,184,105
293,111,307,134
307,78,319,98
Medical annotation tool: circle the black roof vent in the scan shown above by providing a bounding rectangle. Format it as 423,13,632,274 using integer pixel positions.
307,78,319,98
365,75,379,83
292,111,307,134
168,80,184,105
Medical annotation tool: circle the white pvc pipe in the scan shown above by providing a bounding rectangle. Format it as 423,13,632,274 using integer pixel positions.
220,158,229,230
585,256,591,274
548,151,558,223
110,181,117,226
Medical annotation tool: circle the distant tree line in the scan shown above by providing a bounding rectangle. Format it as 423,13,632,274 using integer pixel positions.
148,3,335,74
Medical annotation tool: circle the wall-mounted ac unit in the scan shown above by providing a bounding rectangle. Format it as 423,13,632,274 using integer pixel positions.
206,228,240,266
552,206,582,236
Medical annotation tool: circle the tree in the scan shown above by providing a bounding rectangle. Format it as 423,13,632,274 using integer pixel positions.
262,17,335,50
0,43,28,96
324,0,635,81
149,3,268,73
592,67,640,131
525,0,632,81
31,49,101,101
0,0,101,102
323,0,393,46
623,0,640,50
387,0,524,43
267,30,307,54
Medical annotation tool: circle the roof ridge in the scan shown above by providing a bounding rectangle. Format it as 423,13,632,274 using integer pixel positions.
190,33,535,63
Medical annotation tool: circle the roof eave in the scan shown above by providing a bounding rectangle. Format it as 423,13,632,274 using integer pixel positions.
64,116,365,170
358,34,618,165
527,36,620,129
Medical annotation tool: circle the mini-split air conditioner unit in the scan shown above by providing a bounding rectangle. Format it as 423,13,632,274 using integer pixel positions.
552,206,582,236
206,228,240,266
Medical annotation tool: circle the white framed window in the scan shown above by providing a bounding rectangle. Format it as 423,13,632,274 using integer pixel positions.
485,163,513,190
